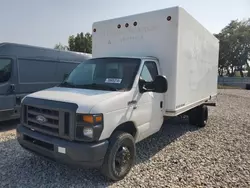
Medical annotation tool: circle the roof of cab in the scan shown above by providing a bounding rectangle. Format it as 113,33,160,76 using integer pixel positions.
91,55,158,61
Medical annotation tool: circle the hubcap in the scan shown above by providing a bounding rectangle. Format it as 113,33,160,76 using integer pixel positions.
114,146,131,175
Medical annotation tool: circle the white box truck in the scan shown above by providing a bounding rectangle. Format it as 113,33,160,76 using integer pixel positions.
16,6,219,181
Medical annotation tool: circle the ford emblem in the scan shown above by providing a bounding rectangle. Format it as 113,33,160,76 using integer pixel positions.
36,115,47,124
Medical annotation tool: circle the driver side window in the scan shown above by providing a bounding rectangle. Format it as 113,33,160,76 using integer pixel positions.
140,61,158,82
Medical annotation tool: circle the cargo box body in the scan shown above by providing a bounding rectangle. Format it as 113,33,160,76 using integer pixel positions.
92,6,219,115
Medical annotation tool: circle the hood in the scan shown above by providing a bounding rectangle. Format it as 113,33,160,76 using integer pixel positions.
27,87,121,113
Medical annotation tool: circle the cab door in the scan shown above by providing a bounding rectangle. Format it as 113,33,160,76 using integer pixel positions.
133,60,164,141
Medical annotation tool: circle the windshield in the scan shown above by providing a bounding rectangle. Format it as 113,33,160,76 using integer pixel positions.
60,58,141,91
0,58,12,83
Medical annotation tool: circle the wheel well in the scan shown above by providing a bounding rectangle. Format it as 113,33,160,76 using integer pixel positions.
111,121,137,138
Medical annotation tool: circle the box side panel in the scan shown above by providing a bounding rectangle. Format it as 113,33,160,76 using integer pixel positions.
92,7,179,111
175,8,219,112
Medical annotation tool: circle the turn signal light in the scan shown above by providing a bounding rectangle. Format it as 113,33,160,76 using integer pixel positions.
82,115,103,124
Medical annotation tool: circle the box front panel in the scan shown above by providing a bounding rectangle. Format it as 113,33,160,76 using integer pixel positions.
92,7,180,111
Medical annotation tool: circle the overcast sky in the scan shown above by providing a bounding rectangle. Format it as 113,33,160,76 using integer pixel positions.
0,0,249,48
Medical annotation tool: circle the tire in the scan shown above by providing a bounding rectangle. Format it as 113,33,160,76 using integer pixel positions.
101,131,136,181
188,105,208,127
246,84,250,90
197,105,208,127
188,108,198,125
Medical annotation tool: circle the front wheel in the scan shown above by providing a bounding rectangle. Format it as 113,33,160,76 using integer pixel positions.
101,131,136,181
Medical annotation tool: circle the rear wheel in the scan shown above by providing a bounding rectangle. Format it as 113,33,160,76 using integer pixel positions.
199,105,208,127
188,105,208,127
101,131,135,181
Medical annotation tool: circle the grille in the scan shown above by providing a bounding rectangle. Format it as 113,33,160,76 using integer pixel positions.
22,105,72,139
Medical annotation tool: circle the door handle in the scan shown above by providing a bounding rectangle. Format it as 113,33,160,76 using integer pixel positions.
128,100,137,110
7,84,15,94
127,100,137,106
10,84,16,92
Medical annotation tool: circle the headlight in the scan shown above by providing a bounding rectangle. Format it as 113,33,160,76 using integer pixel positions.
75,114,103,142
83,127,94,138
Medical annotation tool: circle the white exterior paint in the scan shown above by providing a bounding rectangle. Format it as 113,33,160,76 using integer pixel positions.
89,59,164,142
28,58,164,142
23,6,219,142
92,6,219,115
28,87,122,113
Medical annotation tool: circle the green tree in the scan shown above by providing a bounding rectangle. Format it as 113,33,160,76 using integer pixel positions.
247,66,250,77
54,42,68,50
68,32,92,53
215,19,250,77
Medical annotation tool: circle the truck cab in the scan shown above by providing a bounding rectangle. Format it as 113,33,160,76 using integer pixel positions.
17,56,168,180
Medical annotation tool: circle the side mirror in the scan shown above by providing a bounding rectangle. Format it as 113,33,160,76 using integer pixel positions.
153,75,168,93
139,75,168,93
63,73,69,80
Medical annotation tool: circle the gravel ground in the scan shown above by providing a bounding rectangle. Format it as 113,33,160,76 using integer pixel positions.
0,89,250,188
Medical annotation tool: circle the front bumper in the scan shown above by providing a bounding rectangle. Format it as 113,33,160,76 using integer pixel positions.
16,124,109,168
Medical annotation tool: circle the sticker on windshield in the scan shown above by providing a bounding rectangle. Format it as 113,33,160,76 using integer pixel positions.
105,78,122,84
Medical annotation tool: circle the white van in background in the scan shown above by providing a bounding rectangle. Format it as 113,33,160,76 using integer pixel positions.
0,42,91,121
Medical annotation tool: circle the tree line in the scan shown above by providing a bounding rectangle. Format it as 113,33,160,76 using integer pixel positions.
215,19,250,77
54,32,92,53
55,18,250,77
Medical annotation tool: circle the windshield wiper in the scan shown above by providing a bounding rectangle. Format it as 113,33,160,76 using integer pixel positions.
80,83,118,91
59,81,76,88
59,82,118,91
